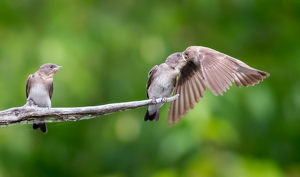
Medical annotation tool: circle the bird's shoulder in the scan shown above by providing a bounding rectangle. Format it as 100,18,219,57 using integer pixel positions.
148,65,159,77
26,74,35,98
198,46,229,61
146,65,159,90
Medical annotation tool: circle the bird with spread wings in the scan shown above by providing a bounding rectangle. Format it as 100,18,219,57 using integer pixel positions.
168,46,270,125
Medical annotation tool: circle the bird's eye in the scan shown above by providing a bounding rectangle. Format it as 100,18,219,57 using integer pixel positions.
185,52,189,56
172,67,175,70
177,53,180,57
50,65,54,68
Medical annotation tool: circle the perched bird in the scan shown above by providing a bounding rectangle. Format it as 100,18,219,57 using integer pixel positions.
144,53,186,121
26,63,62,133
168,46,270,125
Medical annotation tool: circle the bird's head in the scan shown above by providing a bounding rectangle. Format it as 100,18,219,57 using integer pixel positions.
39,63,62,77
182,46,198,61
165,52,186,70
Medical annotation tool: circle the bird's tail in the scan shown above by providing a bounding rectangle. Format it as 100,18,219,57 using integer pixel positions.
144,109,160,121
33,119,47,134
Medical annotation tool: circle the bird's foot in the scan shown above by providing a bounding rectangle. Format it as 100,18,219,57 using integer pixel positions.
162,97,168,103
151,97,157,104
26,99,36,107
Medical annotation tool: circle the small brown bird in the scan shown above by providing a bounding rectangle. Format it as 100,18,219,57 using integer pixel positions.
145,53,186,121
26,63,62,133
168,46,270,125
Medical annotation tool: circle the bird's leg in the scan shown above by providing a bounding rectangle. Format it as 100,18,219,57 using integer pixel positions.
26,99,36,107
162,97,168,103
28,100,34,106
151,97,157,104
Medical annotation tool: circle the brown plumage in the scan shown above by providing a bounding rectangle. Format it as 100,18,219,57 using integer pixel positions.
144,53,186,121
26,63,62,133
168,46,270,125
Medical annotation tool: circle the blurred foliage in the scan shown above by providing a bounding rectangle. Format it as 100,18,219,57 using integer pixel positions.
0,0,299,176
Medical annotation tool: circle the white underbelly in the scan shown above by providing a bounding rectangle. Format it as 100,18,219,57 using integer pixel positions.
28,84,51,108
148,75,174,99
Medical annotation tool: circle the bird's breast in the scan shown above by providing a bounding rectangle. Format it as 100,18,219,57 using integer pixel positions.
149,74,174,98
28,84,51,107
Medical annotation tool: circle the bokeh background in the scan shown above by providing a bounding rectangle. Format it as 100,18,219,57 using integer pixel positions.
0,0,299,176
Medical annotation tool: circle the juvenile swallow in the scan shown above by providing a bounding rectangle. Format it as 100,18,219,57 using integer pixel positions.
168,46,270,125
26,63,62,133
144,53,186,121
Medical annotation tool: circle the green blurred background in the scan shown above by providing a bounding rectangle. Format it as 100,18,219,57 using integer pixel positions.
0,0,299,176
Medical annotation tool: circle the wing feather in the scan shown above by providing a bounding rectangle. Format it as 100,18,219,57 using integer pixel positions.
168,62,207,125
146,65,158,98
200,47,269,95
49,82,53,99
203,66,221,95
168,46,270,125
178,83,185,121
213,63,232,88
26,75,33,98
190,74,200,102
187,78,196,108
210,65,228,93
195,71,207,98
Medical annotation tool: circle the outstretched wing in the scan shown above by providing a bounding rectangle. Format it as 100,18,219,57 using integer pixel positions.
199,47,269,96
168,61,208,125
168,46,270,125
146,65,158,98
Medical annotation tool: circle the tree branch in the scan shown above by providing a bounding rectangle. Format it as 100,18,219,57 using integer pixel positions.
0,94,179,126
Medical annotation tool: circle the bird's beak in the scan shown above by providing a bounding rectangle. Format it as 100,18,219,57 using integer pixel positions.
181,51,186,61
58,66,62,70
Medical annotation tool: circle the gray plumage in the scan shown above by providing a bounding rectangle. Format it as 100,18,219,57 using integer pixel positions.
168,46,270,125
26,63,62,133
144,53,186,121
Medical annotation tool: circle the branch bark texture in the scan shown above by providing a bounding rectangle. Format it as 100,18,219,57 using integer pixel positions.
0,94,179,126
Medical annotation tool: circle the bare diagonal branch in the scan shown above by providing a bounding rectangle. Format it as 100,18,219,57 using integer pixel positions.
0,94,179,125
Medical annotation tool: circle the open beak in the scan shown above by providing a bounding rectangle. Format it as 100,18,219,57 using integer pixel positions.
181,51,186,61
